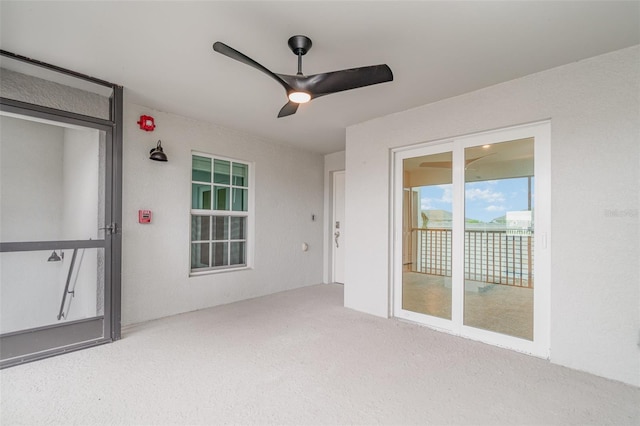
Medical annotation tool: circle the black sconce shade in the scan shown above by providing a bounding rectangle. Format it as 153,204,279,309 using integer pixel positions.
150,140,168,162
47,250,62,262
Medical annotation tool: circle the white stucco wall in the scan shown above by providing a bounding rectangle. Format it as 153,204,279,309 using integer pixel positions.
0,118,102,332
0,68,110,120
61,128,100,321
0,117,64,243
345,46,640,386
0,117,64,333
323,151,346,283
121,103,324,326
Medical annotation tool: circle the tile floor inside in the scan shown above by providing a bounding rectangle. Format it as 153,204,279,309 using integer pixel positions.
402,271,533,340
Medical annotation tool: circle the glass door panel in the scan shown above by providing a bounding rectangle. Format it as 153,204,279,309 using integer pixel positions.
463,138,535,340
401,151,453,320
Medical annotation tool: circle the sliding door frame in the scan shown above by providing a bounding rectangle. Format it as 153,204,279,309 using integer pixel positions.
392,121,551,358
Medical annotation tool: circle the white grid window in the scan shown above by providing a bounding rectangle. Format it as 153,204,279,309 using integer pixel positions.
190,153,251,274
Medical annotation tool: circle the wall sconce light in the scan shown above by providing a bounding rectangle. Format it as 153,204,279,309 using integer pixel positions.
47,250,63,262
149,140,168,162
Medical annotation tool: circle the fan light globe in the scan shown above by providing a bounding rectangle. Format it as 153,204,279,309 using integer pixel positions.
288,91,311,103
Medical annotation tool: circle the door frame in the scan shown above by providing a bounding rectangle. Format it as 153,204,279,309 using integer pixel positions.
391,121,551,358
332,170,345,283
0,51,122,367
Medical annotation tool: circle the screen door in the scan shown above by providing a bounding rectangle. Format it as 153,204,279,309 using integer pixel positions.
0,51,122,367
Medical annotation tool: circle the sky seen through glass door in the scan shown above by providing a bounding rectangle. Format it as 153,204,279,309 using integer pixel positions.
420,177,533,223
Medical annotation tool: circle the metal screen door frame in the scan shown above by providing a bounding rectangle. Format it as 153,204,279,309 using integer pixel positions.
0,51,122,368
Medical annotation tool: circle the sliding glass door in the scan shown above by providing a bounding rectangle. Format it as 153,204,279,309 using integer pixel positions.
394,122,550,356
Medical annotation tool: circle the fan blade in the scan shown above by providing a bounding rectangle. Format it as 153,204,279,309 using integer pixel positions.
305,64,393,97
278,101,299,118
419,161,453,169
213,42,292,92
464,153,495,169
275,74,306,93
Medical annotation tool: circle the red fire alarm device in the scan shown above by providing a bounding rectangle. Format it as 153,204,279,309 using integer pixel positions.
138,210,152,223
137,115,155,131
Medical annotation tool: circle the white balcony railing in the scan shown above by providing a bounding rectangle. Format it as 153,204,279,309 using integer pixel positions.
412,228,534,288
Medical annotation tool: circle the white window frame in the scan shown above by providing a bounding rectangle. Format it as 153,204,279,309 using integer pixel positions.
190,151,254,276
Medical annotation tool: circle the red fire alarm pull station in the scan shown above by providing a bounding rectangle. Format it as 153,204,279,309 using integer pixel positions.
138,210,152,223
137,115,155,131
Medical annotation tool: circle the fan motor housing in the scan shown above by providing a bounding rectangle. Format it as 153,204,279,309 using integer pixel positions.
288,35,312,56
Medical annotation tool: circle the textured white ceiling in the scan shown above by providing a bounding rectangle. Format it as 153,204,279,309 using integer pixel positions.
1,1,639,154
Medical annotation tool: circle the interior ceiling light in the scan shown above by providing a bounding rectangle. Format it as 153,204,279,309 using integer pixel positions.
213,35,393,117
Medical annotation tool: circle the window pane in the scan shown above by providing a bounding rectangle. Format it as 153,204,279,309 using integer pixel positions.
402,152,453,320
191,243,210,269
191,216,210,241
463,138,534,341
212,242,228,267
212,216,229,240
232,163,248,187
232,188,248,212
192,184,212,210
192,156,211,182
230,241,246,265
230,217,246,240
213,159,230,185
214,186,230,210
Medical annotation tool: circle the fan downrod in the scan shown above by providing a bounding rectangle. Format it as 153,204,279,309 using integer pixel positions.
288,35,312,56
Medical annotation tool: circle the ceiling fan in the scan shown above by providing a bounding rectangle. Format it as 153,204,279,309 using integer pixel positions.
212,35,393,118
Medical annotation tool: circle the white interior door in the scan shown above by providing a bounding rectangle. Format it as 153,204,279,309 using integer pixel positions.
333,171,345,284
393,122,550,357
